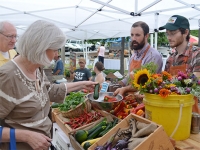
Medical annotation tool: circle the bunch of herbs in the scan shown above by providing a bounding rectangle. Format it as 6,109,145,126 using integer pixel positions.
59,92,85,111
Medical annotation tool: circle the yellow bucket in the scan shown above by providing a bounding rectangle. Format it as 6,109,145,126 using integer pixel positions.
144,93,194,140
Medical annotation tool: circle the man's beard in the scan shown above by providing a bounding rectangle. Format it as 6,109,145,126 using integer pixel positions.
130,38,145,50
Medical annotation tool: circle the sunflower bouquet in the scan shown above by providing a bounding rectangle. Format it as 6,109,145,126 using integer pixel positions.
131,62,200,98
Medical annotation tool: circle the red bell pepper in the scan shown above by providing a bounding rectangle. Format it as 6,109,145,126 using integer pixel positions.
132,103,145,114
110,101,125,116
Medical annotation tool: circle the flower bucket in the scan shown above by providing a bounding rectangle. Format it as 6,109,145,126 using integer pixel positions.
143,93,194,140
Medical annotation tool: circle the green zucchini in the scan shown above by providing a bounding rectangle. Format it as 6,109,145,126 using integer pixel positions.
87,118,107,135
98,122,113,137
83,142,91,150
93,83,100,99
112,118,118,127
87,126,106,140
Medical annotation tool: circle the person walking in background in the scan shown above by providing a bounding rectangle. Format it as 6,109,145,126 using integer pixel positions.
93,61,105,85
0,21,17,67
53,50,64,75
159,15,200,113
97,43,105,64
114,21,163,96
70,57,92,82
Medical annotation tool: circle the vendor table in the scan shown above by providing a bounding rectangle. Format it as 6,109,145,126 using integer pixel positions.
93,58,129,70
175,133,200,150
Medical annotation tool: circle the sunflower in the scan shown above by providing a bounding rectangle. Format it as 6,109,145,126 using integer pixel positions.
133,69,151,89
159,89,170,98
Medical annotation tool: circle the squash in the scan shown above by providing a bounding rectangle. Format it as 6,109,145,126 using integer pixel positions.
74,130,88,143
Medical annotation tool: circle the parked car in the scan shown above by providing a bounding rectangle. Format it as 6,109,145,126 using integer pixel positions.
65,39,99,52
65,39,83,52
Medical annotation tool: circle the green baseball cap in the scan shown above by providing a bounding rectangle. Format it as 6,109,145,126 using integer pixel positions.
159,15,190,30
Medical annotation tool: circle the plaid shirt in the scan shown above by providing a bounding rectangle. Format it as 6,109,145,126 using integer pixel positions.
165,43,200,73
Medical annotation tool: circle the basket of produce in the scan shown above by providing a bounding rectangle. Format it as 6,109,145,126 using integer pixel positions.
59,92,91,118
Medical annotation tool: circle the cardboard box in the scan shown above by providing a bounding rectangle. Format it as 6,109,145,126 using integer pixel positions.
69,113,119,150
54,109,117,137
88,113,174,150
52,123,72,150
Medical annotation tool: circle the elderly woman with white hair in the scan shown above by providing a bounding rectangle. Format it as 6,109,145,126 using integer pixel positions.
0,20,96,150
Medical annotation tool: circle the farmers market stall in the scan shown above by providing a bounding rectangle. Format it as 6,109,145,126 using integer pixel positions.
51,65,200,150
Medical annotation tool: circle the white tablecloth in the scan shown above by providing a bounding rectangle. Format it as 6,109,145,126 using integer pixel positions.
93,58,129,70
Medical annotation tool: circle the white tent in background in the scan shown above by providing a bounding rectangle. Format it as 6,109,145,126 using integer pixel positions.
1,0,200,40
1,0,200,65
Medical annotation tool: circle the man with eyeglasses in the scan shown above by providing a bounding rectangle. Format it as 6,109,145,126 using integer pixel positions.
70,57,92,82
0,21,17,67
159,15,200,113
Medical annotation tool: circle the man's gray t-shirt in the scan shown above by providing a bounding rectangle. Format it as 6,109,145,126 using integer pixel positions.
73,68,92,82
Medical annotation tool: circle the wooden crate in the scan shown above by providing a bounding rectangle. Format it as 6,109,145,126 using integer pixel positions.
52,108,59,123
54,109,117,137
89,113,174,150
69,112,119,150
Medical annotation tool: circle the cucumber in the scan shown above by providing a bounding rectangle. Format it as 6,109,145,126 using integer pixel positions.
51,102,60,108
98,122,113,137
87,118,107,135
93,83,100,99
87,126,106,140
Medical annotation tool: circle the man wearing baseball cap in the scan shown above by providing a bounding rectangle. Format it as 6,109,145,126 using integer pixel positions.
70,57,92,82
159,15,200,113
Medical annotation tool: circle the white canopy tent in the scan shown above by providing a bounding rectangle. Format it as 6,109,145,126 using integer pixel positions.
1,0,200,69
1,0,200,39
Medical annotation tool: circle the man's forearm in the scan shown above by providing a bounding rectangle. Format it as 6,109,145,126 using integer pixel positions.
123,85,137,93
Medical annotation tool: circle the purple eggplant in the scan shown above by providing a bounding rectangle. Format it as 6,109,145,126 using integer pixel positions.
111,148,117,150
115,139,130,150
95,146,106,150
106,144,112,150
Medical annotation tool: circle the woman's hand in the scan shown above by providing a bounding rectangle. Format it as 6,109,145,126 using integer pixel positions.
26,131,51,150
82,81,98,92
66,81,98,93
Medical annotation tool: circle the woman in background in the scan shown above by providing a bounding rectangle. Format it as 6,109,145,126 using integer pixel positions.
93,61,105,85
97,43,105,64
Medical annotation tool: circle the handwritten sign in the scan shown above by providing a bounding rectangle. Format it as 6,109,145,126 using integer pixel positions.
100,82,109,92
